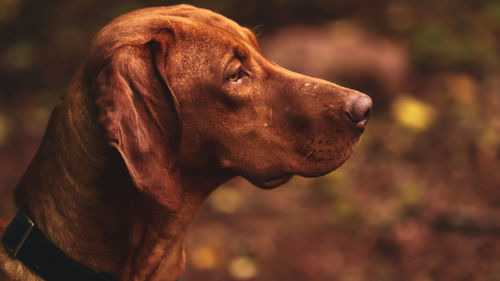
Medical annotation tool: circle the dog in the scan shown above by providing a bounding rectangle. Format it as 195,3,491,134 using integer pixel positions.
0,4,371,281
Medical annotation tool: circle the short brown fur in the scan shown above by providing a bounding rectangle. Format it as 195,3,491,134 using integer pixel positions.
0,5,371,281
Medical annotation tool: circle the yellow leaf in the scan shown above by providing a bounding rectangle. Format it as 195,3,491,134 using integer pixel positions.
229,256,259,280
478,127,499,156
190,246,218,270
392,95,435,131
209,187,243,214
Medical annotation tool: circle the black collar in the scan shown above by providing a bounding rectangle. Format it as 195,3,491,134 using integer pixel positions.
2,211,114,281
3,211,184,281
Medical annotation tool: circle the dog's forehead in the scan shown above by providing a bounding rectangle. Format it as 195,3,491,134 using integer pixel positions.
129,5,256,46
169,6,250,37
92,5,259,63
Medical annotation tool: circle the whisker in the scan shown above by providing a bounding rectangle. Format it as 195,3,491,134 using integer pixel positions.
303,139,313,148
302,150,313,161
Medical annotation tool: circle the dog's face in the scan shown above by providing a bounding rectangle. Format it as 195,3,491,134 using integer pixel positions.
89,5,371,208
163,9,372,188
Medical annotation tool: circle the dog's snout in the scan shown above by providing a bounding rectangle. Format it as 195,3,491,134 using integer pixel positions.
345,93,372,129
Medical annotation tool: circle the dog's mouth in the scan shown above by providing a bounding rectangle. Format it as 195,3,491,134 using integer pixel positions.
250,174,293,189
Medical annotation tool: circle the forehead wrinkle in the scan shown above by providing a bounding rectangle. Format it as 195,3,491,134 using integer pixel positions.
168,15,264,80
188,20,259,59
181,13,256,48
163,7,250,41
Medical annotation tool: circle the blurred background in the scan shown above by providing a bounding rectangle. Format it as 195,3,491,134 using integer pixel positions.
1,0,500,280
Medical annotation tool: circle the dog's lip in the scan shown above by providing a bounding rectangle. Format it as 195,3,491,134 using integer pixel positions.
252,174,292,189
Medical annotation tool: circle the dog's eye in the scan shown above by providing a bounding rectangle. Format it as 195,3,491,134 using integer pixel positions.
226,68,242,83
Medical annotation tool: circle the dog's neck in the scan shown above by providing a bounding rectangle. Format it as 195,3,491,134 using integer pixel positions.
13,76,224,281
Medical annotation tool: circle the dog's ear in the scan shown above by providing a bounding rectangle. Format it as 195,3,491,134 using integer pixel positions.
90,32,183,210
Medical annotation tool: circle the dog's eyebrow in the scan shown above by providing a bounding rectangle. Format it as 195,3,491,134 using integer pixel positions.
220,51,239,79
221,46,248,70
234,46,249,60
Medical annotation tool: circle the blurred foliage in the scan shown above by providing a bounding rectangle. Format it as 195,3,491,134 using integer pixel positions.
229,256,259,280
190,245,219,270
0,112,12,147
392,95,436,132
1,0,500,281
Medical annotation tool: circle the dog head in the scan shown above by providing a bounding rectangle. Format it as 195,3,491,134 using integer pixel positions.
86,5,372,209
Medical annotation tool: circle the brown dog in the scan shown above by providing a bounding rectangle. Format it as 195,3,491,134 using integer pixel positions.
0,4,371,281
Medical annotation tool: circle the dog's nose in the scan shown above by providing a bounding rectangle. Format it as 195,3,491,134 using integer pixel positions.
345,93,372,129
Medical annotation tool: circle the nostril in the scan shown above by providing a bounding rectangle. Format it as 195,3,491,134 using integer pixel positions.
363,108,371,119
345,93,373,128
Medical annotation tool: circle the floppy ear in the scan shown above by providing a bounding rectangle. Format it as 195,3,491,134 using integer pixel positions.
90,33,183,210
